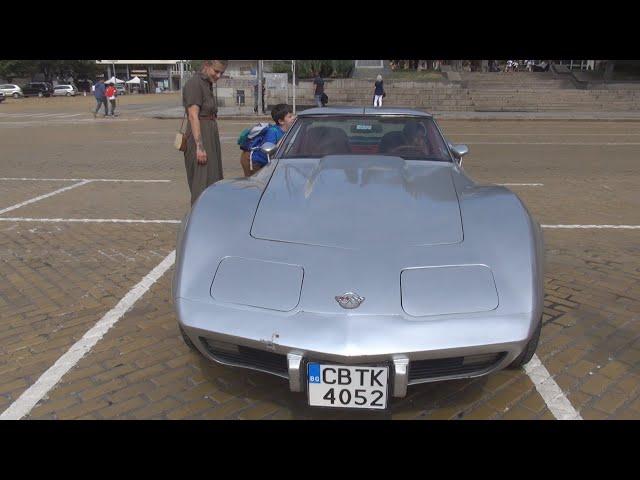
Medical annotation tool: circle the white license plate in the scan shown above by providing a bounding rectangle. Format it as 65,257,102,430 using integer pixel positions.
307,363,388,409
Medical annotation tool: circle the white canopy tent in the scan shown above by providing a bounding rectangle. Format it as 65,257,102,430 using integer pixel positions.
125,76,149,93
105,76,125,84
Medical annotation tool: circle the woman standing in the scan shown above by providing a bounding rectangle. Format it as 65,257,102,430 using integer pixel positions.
182,60,228,205
373,74,384,108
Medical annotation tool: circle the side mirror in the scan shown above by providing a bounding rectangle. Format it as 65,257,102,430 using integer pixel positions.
450,144,469,159
260,142,277,161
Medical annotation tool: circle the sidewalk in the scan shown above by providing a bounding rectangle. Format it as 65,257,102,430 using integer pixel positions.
149,106,640,122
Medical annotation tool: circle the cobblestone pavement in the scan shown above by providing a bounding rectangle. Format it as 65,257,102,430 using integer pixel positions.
0,101,638,419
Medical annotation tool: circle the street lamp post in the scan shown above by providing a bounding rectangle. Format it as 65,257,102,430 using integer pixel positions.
292,60,296,114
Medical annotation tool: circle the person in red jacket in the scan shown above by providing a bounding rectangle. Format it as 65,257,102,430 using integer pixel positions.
105,82,118,117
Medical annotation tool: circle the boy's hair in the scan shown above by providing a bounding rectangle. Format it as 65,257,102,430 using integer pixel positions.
271,103,292,126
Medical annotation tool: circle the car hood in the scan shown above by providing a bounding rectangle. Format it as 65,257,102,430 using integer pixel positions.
250,156,463,249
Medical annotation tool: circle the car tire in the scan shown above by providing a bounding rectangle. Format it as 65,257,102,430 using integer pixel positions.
65,92,70,96
507,320,542,369
179,325,197,351
38,92,43,98
13,93,20,98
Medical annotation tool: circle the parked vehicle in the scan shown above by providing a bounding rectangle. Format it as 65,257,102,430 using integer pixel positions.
173,107,544,410
21,82,54,97
115,83,126,95
52,84,78,97
0,84,23,98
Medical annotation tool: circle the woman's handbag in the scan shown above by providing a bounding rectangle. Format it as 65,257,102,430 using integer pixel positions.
174,112,188,152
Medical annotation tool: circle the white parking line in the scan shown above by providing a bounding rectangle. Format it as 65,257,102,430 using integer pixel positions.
497,183,544,186
466,142,640,146
450,133,640,136
1,218,638,229
0,178,171,183
0,180,92,216
0,218,181,224
542,224,640,229
0,250,176,420
524,355,582,420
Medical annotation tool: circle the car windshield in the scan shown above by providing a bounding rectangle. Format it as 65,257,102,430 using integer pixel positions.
280,115,452,162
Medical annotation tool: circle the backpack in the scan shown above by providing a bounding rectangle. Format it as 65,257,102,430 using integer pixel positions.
237,122,271,151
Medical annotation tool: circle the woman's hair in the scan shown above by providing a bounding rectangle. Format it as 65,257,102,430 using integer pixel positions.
376,74,382,82
203,60,229,68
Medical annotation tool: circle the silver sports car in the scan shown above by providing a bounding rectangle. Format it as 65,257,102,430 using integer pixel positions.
173,107,544,410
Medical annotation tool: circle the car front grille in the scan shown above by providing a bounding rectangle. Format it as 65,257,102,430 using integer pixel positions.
199,338,289,377
408,353,506,382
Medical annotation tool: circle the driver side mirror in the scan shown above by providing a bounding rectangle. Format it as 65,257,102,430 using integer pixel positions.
448,143,469,165
260,142,277,161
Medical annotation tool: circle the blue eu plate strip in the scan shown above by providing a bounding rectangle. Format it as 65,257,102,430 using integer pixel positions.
308,363,321,383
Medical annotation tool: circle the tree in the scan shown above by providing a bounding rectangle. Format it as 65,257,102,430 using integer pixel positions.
0,60,99,82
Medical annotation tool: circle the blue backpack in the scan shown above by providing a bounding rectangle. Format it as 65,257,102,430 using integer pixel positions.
237,122,272,151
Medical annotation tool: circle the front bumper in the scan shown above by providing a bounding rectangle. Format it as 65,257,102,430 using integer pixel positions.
176,297,538,398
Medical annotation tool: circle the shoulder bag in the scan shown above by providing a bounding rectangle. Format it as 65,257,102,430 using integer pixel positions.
174,112,189,152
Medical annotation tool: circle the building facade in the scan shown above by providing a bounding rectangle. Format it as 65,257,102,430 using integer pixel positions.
95,60,192,91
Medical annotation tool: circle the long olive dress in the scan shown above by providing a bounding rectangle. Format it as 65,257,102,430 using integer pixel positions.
182,72,223,205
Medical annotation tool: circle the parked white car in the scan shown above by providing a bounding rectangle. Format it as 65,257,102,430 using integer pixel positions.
52,85,78,97
0,84,23,98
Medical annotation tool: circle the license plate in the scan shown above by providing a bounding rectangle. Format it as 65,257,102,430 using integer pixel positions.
307,363,388,410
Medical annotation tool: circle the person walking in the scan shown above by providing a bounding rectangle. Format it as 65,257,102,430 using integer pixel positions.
313,71,324,107
373,74,385,108
182,60,228,206
105,82,118,116
93,78,108,118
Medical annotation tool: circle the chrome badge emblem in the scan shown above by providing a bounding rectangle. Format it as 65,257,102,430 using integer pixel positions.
335,292,365,309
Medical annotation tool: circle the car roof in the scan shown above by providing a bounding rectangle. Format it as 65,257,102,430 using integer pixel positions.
297,106,433,117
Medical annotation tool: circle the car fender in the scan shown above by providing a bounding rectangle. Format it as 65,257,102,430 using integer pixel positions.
173,165,278,303
455,180,544,327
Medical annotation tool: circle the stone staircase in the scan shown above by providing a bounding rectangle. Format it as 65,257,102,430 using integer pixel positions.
461,72,640,112
216,73,640,113
469,88,640,112
295,79,475,111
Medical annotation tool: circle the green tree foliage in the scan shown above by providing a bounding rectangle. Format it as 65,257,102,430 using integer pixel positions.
0,60,100,81
271,60,354,80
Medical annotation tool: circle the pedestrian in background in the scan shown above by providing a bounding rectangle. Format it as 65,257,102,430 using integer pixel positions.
182,60,228,206
105,82,117,117
373,74,385,108
93,78,108,118
313,71,324,108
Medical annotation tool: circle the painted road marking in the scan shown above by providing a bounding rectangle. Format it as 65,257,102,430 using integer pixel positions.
497,183,544,186
0,250,176,420
0,178,171,182
449,133,640,136
465,142,640,146
1,218,638,229
0,218,181,224
542,224,640,229
525,355,583,420
0,180,92,216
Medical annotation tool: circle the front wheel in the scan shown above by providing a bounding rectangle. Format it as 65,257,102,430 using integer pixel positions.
65,92,70,96
507,320,542,369
38,92,43,98
13,92,20,98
